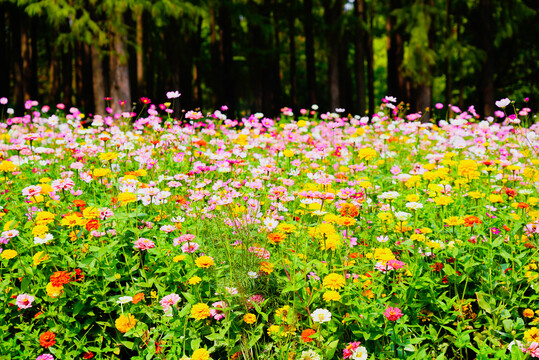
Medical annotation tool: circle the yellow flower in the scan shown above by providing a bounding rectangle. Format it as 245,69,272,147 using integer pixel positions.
195,256,215,268
319,233,341,251
433,196,453,206
191,348,211,360
61,214,84,227
323,290,341,302
267,324,281,337
33,251,50,266
524,327,539,343
377,212,393,222
35,211,55,225
406,194,420,202
173,255,186,262
118,192,137,205
443,217,465,226
32,224,49,237
115,314,137,333
98,152,120,161
1,249,17,259
191,303,211,320
188,276,202,285
524,309,535,318
259,261,274,274
276,223,297,234
357,147,377,161
0,160,17,172
40,184,54,194
283,149,294,158
92,168,111,177
488,194,504,203
374,248,395,262
323,273,345,290
243,313,257,324
468,191,485,199
82,207,100,219
46,282,64,298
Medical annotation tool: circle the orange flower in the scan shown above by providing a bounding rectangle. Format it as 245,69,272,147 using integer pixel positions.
301,329,316,343
464,216,482,227
133,293,145,304
268,233,286,245
340,203,359,217
85,219,100,232
517,202,529,209
39,331,56,348
50,271,71,287
73,199,86,208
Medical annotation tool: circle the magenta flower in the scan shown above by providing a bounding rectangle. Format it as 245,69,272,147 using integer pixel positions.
16,294,35,309
134,238,155,251
210,301,227,320
384,306,403,321
36,354,54,360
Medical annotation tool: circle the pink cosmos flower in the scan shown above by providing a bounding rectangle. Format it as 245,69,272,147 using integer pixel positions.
181,242,200,253
16,294,35,309
384,306,403,321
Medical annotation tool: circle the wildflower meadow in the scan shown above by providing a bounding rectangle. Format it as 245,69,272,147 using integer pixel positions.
0,95,538,360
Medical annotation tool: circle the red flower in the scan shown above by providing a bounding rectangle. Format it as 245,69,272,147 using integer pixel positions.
431,262,443,272
464,216,482,227
39,331,56,348
85,219,100,232
50,271,71,287
301,329,316,342
82,351,94,359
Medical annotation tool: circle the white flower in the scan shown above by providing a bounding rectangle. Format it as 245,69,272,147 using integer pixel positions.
33,233,53,244
311,308,332,323
312,210,328,216
495,98,511,108
116,296,133,304
405,202,423,210
376,235,389,243
379,191,400,200
166,91,181,99
311,104,319,110
384,96,397,103
300,350,321,360
351,346,368,360
248,271,259,279
394,211,411,221
264,217,279,231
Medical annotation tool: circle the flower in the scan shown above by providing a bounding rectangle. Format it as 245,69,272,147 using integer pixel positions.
191,348,211,360
259,261,274,274
524,309,535,318
39,331,56,348
299,349,321,360
36,355,54,360
351,346,368,360
191,303,211,320
384,306,404,321
1,249,17,259
210,301,227,320
495,98,511,108
188,276,202,285
323,273,345,290
116,296,133,305
132,293,145,305
50,271,71,287
115,314,137,333
46,282,63,298
243,313,257,324
323,290,341,302
344,341,362,359
311,308,332,323
160,293,181,313
524,327,539,342
195,256,215,268
166,91,181,99
16,294,35,309
301,329,316,342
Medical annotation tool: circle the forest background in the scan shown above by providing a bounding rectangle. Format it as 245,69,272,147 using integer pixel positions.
1,0,537,118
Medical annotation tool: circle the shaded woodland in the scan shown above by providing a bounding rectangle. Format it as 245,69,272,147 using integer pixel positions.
0,0,537,117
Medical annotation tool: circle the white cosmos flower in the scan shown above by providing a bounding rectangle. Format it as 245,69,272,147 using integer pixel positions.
495,98,511,108
311,308,332,323
116,296,133,304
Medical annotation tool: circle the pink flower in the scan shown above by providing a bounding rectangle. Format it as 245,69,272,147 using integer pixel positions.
343,341,362,359
181,242,199,253
435,103,443,109
16,294,35,309
160,293,181,314
51,178,75,191
210,301,227,320
22,185,42,197
36,354,54,360
134,238,155,251
384,306,403,321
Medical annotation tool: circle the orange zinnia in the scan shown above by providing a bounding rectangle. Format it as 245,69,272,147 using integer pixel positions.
464,216,482,227
340,203,359,217
50,271,71,287
39,331,56,348
133,293,145,304
301,329,316,342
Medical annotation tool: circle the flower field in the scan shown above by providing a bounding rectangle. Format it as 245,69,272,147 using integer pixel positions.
0,96,538,359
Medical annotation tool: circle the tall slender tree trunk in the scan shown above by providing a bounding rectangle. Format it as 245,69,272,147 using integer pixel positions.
110,28,131,113
193,17,203,108
75,41,86,110
135,6,145,98
0,6,10,100
387,0,406,102
444,0,453,105
304,0,317,106
48,30,60,104
61,42,73,107
12,8,23,110
324,0,343,110
289,0,297,109
219,3,235,116
354,0,367,114
21,13,32,101
91,46,105,115
479,0,495,116
209,6,221,109
366,0,375,115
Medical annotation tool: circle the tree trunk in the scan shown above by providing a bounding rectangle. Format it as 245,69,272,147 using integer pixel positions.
219,3,235,116
289,0,297,109
110,30,131,113
12,7,23,110
193,16,203,108
61,41,73,107
21,13,32,101
366,0,375,115
135,6,145,97
324,0,343,110
304,0,317,106
387,0,406,102
479,0,495,116
75,41,85,110
91,46,106,115
209,6,221,109
444,0,453,105
0,5,10,101
354,0,367,114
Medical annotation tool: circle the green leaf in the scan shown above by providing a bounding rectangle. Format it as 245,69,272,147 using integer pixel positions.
476,292,494,314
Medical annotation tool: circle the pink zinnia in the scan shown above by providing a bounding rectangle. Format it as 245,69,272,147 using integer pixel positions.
51,178,75,191
384,306,403,321
16,294,35,309
159,293,181,313
22,185,42,197
36,354,54,360
134,238,155,251
343,341,362,359
181,242,199,253
210,301,227,320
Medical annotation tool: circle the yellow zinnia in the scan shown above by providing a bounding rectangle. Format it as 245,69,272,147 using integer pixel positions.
115,314,137,333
